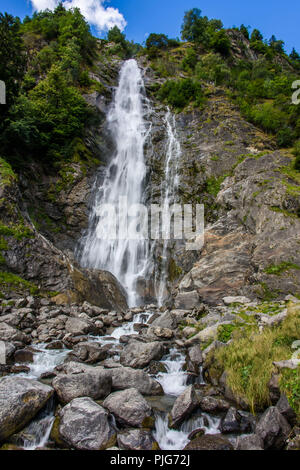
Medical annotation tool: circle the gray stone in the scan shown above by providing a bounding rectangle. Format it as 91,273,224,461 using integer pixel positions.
256,406,291,450
0,377,53,441
117,429,159,450
175,291,201,310
103,388,153,428
108,367,163,396
59,397,116,450
120,341,164,369
276,394,297,426
170,385,199,428
184,434,234,450
235,434,264,450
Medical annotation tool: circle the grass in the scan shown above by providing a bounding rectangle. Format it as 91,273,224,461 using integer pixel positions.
0,158,17,187
280,368,300,418
0,271,39,295
264,261,300,276
207,303,300,415
0,222,34,240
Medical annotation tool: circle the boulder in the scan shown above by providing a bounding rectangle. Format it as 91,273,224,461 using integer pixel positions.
184,434,234,450
219,407,241,434
108,367,163,396
71,342,107,364
59,397,116,450
0,322,29,344
235,434,264,450
255,406,291,450
199,396,230,413
117,429,159,450
276,394,297,427
14,349,34,364
150,311,177,329
52,369,112,404
223,296,250,305
0,377,53,441
170,385,199,428
103,388,154,428
268,373,281,404
175,291,201,310
65,317,98,336
120,341,164,369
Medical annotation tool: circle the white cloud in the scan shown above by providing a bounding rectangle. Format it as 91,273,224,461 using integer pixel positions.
30,0,127,33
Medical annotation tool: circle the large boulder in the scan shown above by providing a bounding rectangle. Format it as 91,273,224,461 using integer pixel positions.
255,406,291,450
170,385,199,428
108,367,163,396
52,369,112,404
0,377,53,442
103,388,154,428
120,341,164,369
199,396,230,413
0,322,30,345
71,342,108,364
117,429,159,450
59,397,116,450
150,311,178,330
276,394,297,427
184,434,234,451
65,317,99,336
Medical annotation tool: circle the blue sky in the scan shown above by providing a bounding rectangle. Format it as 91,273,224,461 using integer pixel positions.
0,0,299,53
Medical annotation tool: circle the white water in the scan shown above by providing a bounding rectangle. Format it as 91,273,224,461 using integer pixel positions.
156,348,188,396
15,346,69,380
22,399,55,450
156,110,182,306
78,60,151,307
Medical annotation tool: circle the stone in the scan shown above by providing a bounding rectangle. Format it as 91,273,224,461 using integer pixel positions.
276,394,297,427
199,396,230,413
103,388,154,428
0,322,29,344
219,407,241,434
120,341,164,369
65,317,98,336
0,377,53,441
108,367,163,396
117,429,159,450
256,406,291,450
59,397,116,450
14,349,34,364
52,369,112,404
235,434,264,450
223,296,250,305
72,342,107,364
184,434,234,450
150,311,177,329
175,291,201,310
268,373,281,404
170,385,199,428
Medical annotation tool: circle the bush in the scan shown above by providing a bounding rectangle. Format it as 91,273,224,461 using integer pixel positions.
158,78,204,110
182,48,197,72
293,141,300,171
211,30,231,56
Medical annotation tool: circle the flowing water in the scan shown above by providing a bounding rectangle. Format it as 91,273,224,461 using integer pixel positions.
78,59,152,307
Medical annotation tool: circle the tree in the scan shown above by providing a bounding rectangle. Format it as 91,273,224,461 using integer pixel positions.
250,29,263,42
181,8,223,47
107,26,126,47
290,48,300,62
240,24,250,40
211,30,231,56
146,33,169,50
0,13,25,112
269,35,285,53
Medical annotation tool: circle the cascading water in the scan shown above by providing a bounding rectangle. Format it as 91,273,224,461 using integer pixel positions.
156,110,182,306
78,59,151,307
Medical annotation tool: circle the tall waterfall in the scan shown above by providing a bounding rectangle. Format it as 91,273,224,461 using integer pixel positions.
156,110,182,306
78,60,151,307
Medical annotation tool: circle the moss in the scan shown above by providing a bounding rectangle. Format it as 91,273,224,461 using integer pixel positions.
0,158,17,187
217,323,238,343
0,271,39,295
264,261,300,276
206,175,226,197
0,222,34,240
168,259,183,282
269,206,299,219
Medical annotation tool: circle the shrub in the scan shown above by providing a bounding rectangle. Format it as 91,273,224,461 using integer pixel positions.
293,141,300,171
158,78,204,110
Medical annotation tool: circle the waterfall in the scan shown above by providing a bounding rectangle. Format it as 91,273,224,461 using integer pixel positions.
156,110,182,306
78,60,151,307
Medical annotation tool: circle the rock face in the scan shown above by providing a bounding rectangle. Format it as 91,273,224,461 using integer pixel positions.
52,369,112,404
120,341,164,369
170,385,199,428
235,434,264,451
0,377,53,441
255,407,291,450
59,397,116,450
103,388,154,428
108,367,163,396
117,429,159,450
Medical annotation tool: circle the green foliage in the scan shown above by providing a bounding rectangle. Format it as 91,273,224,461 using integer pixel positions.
195,53,230,85
264,261,300,276
158,78,204,110
211,30,231,56
280,367,300,418
181,8,223,47
182,48,198,72
240,24,250,40
217,323,237,343
146,33,179,59
250,29,264,42
0,158,17,186
293,141,300,171
0,271,39,295
0,222,34,240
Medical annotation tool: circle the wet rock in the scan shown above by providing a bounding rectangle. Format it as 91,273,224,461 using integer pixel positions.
150,311,177,329
71,342,107,364
52,369,112,404
108,367,163,396
45,341,65,350
255,406,291,450
59,397,116,450
235,434,264,450
219,407,241,434
10,365,31,374
184,434,234,450
103,388,154,428
117,429,159,450
146,361,168,375
65,317,98,336
199,396,230,413
276,394,297,427
0,377,53,441
268,373,281,404
188,428,205,441
170,385,199,428
14,349,34,364
120,341,164,369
